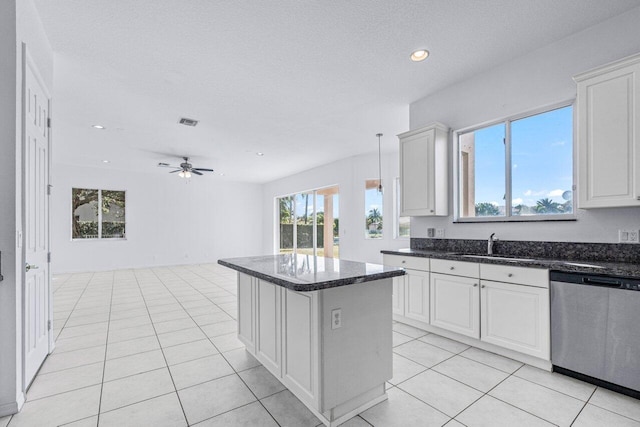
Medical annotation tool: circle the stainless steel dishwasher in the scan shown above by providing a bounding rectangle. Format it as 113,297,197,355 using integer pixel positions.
550,271,640,398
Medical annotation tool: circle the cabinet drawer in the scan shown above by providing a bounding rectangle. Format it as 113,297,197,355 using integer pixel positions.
480,264,549,288
383,254,430,271
430,258,479,278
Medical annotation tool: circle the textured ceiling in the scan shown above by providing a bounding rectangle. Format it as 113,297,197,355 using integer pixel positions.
34,0,640,183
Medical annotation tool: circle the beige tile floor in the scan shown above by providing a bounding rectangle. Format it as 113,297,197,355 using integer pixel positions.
2,263,640,426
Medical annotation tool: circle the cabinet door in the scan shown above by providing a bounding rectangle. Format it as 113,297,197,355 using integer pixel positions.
401,129,434,216
576,57,640,208
430,273,479,338
392,276,405,316
237,273,255,352
404,269,429,324
282,289,319,407
480,280,550,360
256,280,282,374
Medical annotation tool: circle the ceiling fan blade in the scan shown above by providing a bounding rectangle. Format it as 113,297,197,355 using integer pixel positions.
169,169,182,173
193,168,214,172
191,170,203,176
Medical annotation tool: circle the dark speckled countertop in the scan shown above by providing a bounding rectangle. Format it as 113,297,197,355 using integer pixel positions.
218,254,405,292
381,248,640,278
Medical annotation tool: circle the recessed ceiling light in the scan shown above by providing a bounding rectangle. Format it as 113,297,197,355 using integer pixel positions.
220,173,225,176
410,49,429,62
256,152,264,156
92,125,105,129
102,160,110,163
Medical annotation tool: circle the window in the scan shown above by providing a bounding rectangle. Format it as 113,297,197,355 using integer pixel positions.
72,188,126,239
394,177,410,238
365,179,383,239
277,186,339,258
457,104,574,221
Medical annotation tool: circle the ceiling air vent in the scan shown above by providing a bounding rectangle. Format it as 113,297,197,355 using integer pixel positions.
178,117,199,127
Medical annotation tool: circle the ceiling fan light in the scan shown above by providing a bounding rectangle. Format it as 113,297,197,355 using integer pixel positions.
184,171,192,178
178,171,186,178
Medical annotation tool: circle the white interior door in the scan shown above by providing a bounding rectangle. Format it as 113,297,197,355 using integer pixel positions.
23,48,51,388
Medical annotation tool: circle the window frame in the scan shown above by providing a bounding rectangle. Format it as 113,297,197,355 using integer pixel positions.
453,100,576,223
393,177,410,239
71,188,127,240
364,179,383,239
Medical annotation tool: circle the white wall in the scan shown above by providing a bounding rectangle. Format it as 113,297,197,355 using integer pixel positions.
409,7,640,243
0,0,53,416
261,150,408,265
51,165,263,272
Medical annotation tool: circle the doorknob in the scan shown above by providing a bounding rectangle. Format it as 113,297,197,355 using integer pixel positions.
25,263,39,272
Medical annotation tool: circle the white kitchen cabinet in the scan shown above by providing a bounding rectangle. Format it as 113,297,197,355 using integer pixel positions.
480,280,550,360
430,273,480,339
404,269,430,324
237,272,255,352
574,53,640,208
398,122,449,216
391,276,405,316
256,279,282,375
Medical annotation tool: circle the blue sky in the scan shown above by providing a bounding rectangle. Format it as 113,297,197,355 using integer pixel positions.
293,192,339,220
473,105,573,207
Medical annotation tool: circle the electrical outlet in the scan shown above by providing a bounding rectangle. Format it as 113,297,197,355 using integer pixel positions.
331,308,342,329
436,229,445,238
618,229,640,243
427,228,435,238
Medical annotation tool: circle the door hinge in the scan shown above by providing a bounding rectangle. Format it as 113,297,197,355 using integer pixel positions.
47,320,51,330
47,117,51,128
47,252,51,263
47,184,52,196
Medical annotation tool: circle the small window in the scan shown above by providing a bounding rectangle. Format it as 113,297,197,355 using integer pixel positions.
457,104,574,221
394,177,410,238
72,188,126,239
365,179,383,239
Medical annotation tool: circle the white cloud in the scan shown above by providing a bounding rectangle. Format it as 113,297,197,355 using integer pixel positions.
551,140,566,146
548,189,564,197
512,198,523,205
490,201,499,206
513,164,518,169
524,189,546,197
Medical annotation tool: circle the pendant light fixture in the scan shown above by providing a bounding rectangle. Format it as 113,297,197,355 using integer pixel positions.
376,133,383,193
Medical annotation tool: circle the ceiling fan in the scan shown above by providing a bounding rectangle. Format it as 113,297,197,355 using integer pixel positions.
157,157,214,178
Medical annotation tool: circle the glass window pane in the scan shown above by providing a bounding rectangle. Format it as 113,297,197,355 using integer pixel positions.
278,195,294,254
316,186,339,258
295,192,315,255
72,188,99,239
395,177,410,238
365,179,383,239
511,106,573,216
101,190,126,238
459,123,506,217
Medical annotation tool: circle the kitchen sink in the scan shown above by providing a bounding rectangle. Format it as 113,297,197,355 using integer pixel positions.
458,254,536,262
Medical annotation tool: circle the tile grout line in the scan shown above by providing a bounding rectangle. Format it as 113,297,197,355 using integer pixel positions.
149,266,283,426
95,270,116,426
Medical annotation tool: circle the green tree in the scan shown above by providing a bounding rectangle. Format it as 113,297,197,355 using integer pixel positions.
535,198,562,213
367,208,383,231
279,196,294,224
475,202,500,216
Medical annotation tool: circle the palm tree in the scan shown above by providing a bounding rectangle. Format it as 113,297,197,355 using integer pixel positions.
475,202,500,216
367,208,383,230
279,197,294,224
535,198,561,213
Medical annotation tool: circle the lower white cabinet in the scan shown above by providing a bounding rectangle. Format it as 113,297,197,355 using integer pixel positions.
237,272,255,352
430,273,480,339
404,269,430,324
256,280,283,375
480,280,550,359
391,276,405,316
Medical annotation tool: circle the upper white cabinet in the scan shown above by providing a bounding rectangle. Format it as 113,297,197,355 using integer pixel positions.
398,122,449,216
574,53,640,208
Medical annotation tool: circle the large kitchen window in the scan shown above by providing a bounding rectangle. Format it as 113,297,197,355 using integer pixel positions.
277,185,339,258
72,188,126,239
457,104,574,221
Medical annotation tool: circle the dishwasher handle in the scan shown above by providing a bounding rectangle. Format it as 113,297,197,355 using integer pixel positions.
582,277,622,288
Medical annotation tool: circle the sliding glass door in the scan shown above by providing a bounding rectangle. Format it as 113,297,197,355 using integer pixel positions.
277,186,339,258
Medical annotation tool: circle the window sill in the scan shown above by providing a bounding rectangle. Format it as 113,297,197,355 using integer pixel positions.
454,215,577,224
71,237,128,241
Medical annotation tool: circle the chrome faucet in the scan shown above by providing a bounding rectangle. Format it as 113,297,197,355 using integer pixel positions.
488,233,497,255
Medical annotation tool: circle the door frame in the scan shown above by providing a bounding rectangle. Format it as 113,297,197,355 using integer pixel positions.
21,43,53,391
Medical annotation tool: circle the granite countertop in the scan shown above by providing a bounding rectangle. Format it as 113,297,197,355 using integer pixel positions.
381,248,640,278
218,254,406,292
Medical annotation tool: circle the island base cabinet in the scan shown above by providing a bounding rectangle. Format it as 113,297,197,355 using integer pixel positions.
237,273,392,427
404,269,430,324
480,280,550,360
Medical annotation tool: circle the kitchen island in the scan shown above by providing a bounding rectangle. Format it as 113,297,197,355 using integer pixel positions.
218,254,405,427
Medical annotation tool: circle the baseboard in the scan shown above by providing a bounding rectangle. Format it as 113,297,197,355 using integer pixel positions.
0,392,25,417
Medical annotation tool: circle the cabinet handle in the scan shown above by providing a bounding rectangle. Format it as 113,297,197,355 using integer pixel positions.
508,273,513,277
473,283,478,287
481,285,486,288
401,260,406,264
450,266,455,270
